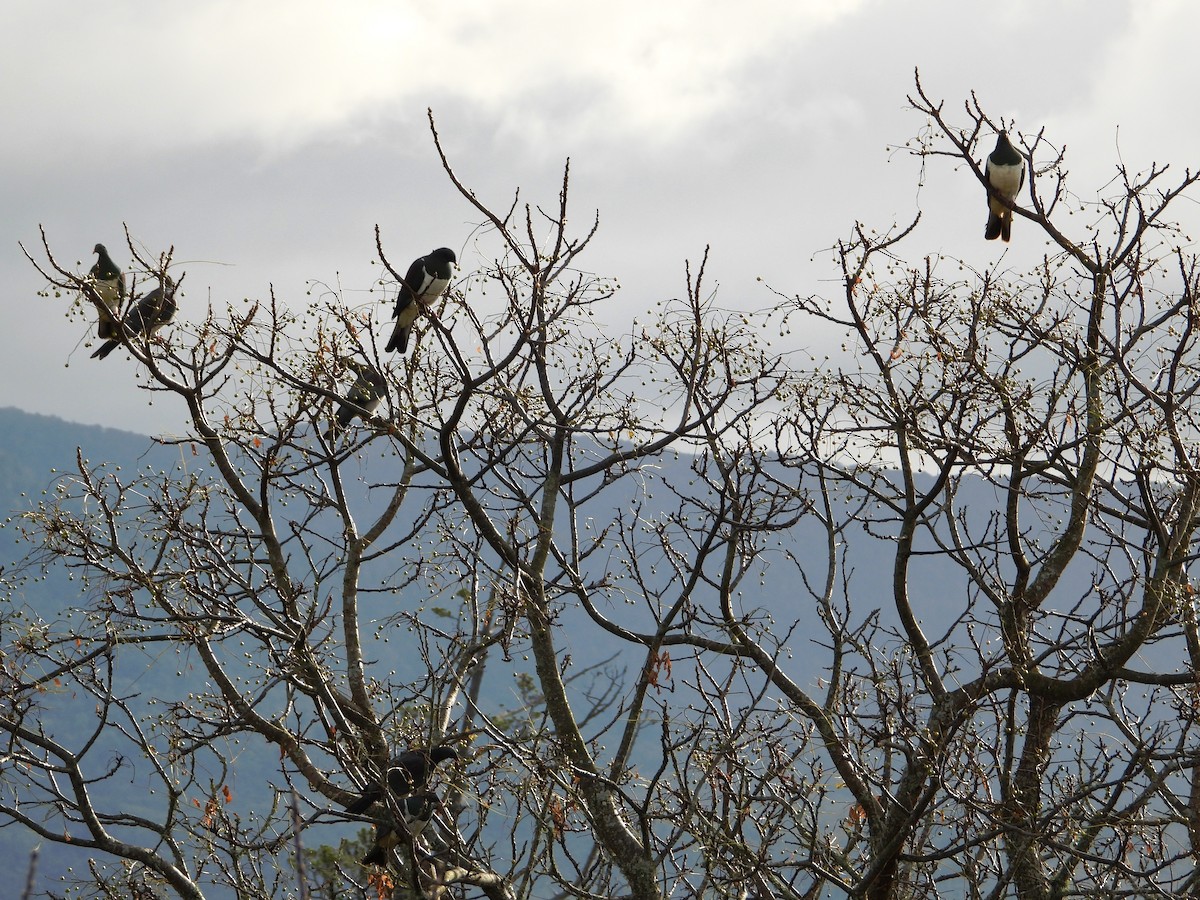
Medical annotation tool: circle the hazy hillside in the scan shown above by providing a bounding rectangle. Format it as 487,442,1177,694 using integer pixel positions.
0,408,841,895
0,410,184,891
0,406,156,512
0,406,1114,898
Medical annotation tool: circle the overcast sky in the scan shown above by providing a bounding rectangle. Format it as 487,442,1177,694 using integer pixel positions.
2,0,1193,436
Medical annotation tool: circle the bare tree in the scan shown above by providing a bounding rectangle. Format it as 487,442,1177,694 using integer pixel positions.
723,73,1200,898
7,77,1200,900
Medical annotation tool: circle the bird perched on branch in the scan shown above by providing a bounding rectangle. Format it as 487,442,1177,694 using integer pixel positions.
87,243,126,339
385,247,457,353
91,278,177,360
360,792,440,867
984,131,1025,242
345,746,458,815
327,360,388,441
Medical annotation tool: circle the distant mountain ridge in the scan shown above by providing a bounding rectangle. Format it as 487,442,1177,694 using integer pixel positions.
0,406,158,514
0,406,1119,898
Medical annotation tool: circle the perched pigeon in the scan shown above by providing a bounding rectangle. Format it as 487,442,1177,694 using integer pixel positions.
91,279,177,360
345,746,458,815
984,132,1026,242
360,792,439,867
327,360,388,441
385,247,457,353
87,244,126,339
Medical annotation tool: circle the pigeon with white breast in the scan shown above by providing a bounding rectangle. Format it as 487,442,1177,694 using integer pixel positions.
87,244,126,339
385,247,456,353
360,792,439,867
984,131,1026,242
327,360,388,441
344,746,458,815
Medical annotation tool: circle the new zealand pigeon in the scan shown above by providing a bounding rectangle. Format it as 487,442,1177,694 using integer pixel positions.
345,746,458,815
360,792,439,867
87,244,126,339
327,360,388,441
91,278,177,360
984,132,1026,242
384,247,457,353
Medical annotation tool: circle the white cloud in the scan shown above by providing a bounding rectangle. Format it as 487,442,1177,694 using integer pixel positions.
1,0,866,160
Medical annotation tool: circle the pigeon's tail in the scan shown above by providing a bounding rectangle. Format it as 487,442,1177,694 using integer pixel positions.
985,211,1006,242
385,326,409,354
91,340,119,360
327,402,359,443
362,822,408,866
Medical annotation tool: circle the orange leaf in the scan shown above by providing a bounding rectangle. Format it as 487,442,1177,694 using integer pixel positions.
222,784,233,804
548,797,566,838
368,871,395,898
201,797,219,828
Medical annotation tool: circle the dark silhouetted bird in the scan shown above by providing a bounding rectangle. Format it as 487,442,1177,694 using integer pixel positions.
91,279,177,360
87,243,126,339
327,360,388,441
345,746,458,815
385,247,457,353
360,792,439,867
984,132,1025,242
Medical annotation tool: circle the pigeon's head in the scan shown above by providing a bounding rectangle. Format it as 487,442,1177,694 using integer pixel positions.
93,243,107,255
431,247,457,267
430,745,458,765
